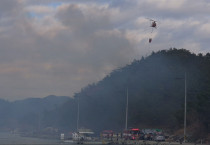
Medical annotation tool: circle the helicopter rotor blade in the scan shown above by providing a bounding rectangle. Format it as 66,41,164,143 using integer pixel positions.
146,18,157,22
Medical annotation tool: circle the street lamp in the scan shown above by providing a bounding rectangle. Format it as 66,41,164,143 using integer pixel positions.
176,72,187,143
125,88,128,130
184,72,187,143
77,96,80,132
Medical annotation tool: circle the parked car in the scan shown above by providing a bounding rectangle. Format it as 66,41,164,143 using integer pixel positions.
144,133,154,140
154,134,165,141
138,132,145,140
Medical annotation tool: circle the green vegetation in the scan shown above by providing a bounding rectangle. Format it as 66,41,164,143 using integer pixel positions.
54,48,210,139
0,48,209,141
0,95,71,132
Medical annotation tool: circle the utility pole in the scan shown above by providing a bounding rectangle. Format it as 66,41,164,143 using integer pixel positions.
125,88,128,130
184,72,187,143
77,96,80,132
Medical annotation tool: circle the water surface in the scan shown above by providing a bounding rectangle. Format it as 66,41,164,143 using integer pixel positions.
0,132,60,144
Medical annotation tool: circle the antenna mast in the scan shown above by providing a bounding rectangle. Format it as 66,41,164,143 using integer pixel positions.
125,88,128,130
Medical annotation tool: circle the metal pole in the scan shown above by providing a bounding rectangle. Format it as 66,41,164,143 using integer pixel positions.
38,112,40,131
77,96,80,132
184,72,187,143
125,88,128,130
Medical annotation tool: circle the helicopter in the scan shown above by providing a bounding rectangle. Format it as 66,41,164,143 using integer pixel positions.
147,18,158,43
146,18,157,28
150,20,157,28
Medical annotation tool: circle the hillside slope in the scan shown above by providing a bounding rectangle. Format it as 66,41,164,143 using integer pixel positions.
0,95,71,131
0,48,209,140
54,48,209,137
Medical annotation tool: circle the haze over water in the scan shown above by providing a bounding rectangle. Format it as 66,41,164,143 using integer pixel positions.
0,132,59,144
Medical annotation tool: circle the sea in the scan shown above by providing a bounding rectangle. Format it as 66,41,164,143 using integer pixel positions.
0,132,63,145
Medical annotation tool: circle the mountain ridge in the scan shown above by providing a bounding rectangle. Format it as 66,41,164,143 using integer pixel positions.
54,48,209,140
0,48,209,141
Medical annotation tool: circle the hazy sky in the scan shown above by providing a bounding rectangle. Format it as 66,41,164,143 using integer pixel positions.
0,0,209,100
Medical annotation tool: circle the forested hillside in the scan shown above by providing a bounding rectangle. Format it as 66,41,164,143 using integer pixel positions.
50,48,210,139
0,95,71,132
0,48,209,140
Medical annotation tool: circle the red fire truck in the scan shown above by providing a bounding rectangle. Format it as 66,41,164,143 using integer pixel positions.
123,128,141,140
101,130,114,139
